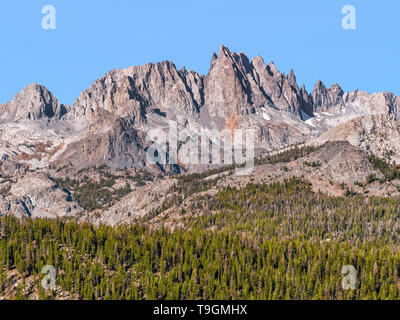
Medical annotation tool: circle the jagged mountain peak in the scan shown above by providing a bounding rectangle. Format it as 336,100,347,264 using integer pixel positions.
211,45,251,69
286,69,299,91
288,69,296,80
21,82,46,93
312,80,341,111
0,83,67,122
330,83,343,91
1,45,400,198
250,55,266,68
218,44,231,56
70,57,205,122
266,61,280,77
16,83,54,102
67,45,322,124
3,46,400,227
203,46,255,120
202,45,315,120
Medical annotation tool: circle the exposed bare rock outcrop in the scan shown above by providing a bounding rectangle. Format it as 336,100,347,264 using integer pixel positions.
202,46,314,124
1,45,400,221
312,81,344,111
0,172,83,218
0,83,67,122
310,114,400,162
54,111,147,171
71,61,204,122
2,45,398,176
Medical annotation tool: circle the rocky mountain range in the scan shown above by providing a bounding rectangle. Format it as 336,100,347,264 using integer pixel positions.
1,45,400,223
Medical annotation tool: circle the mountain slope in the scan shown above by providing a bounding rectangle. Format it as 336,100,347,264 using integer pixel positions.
1,45,400,221
1,45,399,174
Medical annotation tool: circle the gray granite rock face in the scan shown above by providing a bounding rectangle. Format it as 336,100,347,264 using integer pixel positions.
1,45,400,221
0,83,67,122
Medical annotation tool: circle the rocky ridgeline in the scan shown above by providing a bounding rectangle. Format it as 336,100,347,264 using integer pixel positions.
0,45,400,221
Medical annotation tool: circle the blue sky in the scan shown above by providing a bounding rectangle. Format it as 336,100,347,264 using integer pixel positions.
0,0,399,105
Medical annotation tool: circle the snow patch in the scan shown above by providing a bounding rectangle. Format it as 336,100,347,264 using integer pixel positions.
305,118,316,127
263,113,271,121
261,107,271,121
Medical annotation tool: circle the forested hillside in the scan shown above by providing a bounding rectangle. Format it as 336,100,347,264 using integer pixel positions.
2,178,400,300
